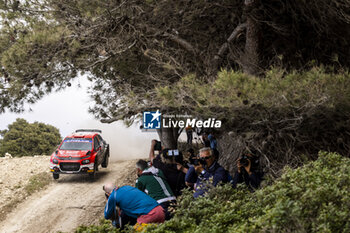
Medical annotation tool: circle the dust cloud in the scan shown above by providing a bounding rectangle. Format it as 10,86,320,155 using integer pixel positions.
77,120,158,161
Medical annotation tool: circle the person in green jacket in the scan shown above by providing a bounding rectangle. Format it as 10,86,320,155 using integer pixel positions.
135,159,176,220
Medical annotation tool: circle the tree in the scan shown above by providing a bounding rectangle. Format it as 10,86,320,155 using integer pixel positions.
0,118,62,156
0,0,349,148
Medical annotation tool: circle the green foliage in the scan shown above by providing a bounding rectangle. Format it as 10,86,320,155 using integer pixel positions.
156,68,350,118
74,152,350,233
0,118,61,156
1,0,349,122
144,151,350,232
75,219,122,233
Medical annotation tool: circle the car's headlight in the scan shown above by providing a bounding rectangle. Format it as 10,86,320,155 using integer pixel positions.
82,159,90,164
53,159,59,164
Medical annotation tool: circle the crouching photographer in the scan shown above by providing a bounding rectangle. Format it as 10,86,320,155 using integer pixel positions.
231,150,263,191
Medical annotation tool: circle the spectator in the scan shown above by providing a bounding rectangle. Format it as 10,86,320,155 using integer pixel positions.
185,126,193,145
207,133,217,151
149,140,187,197
201,132,211,147
135,159,176,220
231,151,263,190
185,147,228,198
103,183,165,228
207,132,219,159
186,148,196,166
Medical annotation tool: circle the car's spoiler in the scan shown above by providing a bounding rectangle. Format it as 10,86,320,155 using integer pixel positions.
75,129,102,134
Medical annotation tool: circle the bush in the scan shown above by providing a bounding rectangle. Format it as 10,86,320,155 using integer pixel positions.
156,68,350,115
75,219,122,233
0,118,61,156
144,151,350,232
75,152,350,233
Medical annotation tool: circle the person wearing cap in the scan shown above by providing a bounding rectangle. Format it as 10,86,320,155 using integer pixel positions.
135,159,176,220
103,183,165,228
185,147,228,198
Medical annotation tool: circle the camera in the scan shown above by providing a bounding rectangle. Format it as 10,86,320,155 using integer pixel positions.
154,140,162,151
239,155,250,167
193,157,206,166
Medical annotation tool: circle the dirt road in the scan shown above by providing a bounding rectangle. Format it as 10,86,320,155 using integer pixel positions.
0,160,137,233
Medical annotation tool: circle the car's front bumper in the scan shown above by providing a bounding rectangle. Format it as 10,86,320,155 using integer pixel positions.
50,162,95,174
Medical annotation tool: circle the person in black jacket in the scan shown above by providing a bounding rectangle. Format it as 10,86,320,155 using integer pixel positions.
149,140,187,197
231,151,263,191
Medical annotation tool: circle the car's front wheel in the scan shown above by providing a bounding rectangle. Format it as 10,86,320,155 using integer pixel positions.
89,163,97,179
53,173,59,180
102,148,110,168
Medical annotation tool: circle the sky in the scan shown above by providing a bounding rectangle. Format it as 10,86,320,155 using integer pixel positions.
0,76,159,160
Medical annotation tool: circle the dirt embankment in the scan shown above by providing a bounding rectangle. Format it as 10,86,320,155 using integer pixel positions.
0,156,51,219
0,156,138,233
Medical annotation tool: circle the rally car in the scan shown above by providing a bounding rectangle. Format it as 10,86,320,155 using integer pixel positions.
50,129,110,179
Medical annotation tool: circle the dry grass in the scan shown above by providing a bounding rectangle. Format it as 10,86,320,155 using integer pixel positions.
24,172,52,195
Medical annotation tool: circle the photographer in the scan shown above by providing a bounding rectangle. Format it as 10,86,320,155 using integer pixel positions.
149,140,187,197
186,148,197,166
103,183,164,228
185,147,228,198
231,151,263,190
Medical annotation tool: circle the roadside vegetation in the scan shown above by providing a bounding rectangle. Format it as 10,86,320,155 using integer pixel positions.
75,152,350,232
24,172,52,195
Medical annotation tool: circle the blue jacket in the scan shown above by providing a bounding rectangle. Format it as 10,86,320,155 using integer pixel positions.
104,185,159,219
208,134,217,150
185,162,228,198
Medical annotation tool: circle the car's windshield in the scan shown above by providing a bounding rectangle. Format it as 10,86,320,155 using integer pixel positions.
59,138,92,151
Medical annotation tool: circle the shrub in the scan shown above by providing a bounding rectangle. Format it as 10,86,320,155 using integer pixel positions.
75,219,121,233
0,118,61,156
144,151,350,232
75,152,350,233
156,68,350,115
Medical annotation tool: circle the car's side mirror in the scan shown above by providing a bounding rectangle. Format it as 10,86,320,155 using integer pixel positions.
55,150,58,154
86,151,91,155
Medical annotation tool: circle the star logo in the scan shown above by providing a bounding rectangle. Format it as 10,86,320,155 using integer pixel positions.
150,110,161,122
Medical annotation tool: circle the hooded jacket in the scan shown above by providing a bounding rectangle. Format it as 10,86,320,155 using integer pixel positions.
136,166,176,203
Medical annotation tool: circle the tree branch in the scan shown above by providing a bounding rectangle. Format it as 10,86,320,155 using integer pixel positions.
213,23,247,68
100,117,121,123
85,40,137,69
163,32,197,55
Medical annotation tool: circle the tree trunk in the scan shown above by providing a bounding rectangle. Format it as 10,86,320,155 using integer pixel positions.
156,127,179,149
243,0,261,76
